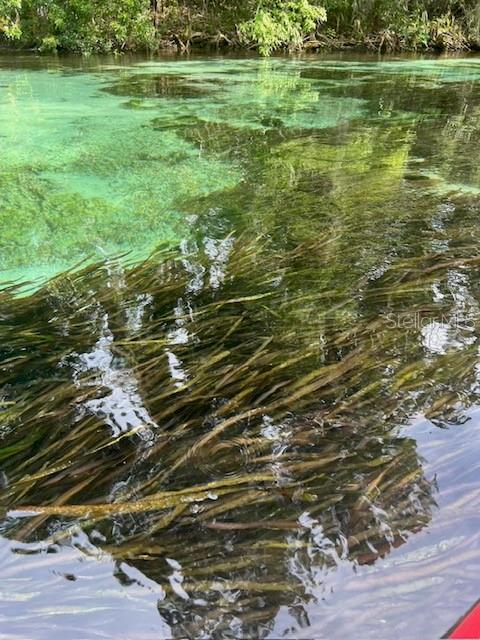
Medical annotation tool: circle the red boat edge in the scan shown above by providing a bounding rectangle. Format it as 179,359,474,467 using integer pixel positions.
445,601,480,639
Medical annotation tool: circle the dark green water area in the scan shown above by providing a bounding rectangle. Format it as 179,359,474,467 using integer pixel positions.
1,52,480,639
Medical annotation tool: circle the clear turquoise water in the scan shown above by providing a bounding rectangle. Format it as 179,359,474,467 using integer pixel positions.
2,54,480,283
0,55,368,285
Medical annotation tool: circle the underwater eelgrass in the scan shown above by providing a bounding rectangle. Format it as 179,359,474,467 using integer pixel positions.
1,230,480,636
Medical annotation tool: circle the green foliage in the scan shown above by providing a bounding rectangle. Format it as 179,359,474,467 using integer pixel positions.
0,0,479,53
0,0,21,39
322,0,476,49
2,0,155,52
240,0,326,55
429,13,468,49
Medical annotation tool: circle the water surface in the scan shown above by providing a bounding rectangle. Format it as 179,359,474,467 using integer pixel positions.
1,52,480,639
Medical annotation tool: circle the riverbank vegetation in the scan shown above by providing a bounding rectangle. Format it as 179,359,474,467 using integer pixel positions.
0,0,480,54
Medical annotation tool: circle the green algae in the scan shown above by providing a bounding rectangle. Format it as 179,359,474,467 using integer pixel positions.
5,55,480,286
0,65,240,281
0,56,369,284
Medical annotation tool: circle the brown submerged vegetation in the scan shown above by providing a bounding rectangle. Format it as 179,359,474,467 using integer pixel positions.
1,221,480,634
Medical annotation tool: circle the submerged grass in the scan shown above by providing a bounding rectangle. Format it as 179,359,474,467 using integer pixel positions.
1,224,479,633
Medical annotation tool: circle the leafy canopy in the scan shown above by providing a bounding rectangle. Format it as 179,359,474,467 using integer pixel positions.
0,0,155,52
0,0,479,53
240,0,327,55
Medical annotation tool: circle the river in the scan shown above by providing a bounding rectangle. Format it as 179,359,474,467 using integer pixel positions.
1,51,480,639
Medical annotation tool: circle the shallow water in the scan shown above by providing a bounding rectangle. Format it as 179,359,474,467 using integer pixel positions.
1,52,480,639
